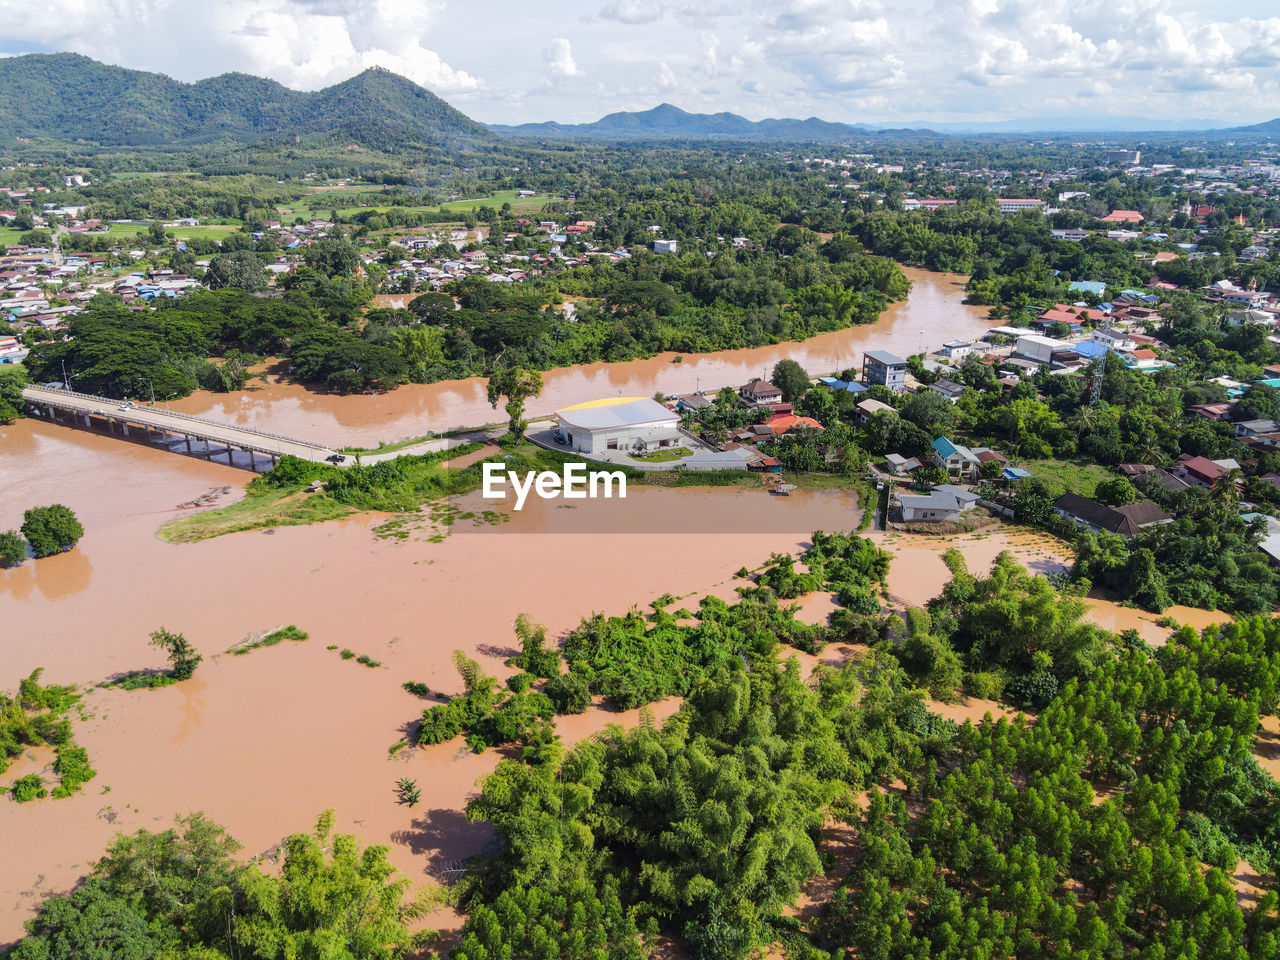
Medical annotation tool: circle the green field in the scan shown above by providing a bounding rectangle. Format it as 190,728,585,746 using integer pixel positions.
291,189,552,219
1020,458,1114,499
171,224,244,241
437,190,550,214
0,226,27,246
104,222,243,242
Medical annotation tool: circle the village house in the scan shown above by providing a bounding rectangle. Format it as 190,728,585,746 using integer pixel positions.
1173,455,1228,488
895,485,981,522
932,436,981,480
928,379,965,403
855,398,895,424
1053,493,1172,536
739,379,783,405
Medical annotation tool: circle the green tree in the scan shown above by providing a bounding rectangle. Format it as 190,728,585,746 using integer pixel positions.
0,529,25,568
21,505,84,558
205,251,268,291
487,366,543,441
771,358,809,402
150,628,202,681
407,291,455,322
302,237,360,277
1095,475,1138,506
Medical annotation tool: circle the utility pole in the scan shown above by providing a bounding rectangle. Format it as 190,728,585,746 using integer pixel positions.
60,359,69,390
139,377,155,405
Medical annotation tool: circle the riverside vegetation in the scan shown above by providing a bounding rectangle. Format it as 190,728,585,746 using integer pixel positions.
380,534,1280,960
1,670,96,803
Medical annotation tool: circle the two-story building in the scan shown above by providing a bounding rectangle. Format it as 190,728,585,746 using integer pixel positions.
862,350,907,393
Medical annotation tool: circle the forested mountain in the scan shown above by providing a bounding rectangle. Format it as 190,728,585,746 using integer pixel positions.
0,53,491,147
490,102,939,141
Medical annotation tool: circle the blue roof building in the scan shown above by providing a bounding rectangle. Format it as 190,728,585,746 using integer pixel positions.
817,377,868,394
1071,341,1109,359
1068,280,1107,295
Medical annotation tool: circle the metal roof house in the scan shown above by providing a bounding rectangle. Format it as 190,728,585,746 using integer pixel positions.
932,436,981,479
895,485,981,522
554,397,681,456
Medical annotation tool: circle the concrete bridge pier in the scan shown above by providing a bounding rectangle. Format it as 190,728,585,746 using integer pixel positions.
82,413,91,427
185,435,192,454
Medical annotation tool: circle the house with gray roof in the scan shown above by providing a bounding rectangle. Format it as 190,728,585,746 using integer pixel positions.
895,485,981,522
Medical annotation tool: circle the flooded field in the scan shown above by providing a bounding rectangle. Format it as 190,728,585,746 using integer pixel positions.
0,264,1243,944
171,267,993,447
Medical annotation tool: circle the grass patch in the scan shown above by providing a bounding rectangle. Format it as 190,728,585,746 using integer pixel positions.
228,624,309,655
159,490,356,543
339,433,437,455
1020,458,1114,499
0,226,27,246
629,447,694,463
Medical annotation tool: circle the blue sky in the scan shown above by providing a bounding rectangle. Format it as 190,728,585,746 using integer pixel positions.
0,0,1277,126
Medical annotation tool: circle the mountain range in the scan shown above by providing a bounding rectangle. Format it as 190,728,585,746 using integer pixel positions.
488,102,941,140
0,53,488,146
0,53,1276,148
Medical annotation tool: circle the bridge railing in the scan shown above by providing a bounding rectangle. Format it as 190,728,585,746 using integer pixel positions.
25,386,330,451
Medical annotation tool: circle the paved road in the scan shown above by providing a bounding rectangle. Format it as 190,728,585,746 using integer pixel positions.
23,385,340,463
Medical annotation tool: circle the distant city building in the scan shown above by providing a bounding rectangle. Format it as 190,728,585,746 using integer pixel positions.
995,198,1045,213
653,239,678,254
1104,150,1141,165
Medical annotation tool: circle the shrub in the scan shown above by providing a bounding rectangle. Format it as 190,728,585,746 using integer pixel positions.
506,672,535,694
544,673,591,714
10,773,46,802
402,681,431,698
0,530,25,568
963,670,1007,701
1005,669,1059,709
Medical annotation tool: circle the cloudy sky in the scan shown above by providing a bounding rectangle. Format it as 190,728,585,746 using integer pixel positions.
0,0,1277,127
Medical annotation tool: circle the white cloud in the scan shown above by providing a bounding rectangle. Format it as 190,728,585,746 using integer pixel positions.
544,37,581,78
0,0,1278,125
598,0,666,24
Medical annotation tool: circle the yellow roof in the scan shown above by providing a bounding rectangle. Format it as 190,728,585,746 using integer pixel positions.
556,396,650,412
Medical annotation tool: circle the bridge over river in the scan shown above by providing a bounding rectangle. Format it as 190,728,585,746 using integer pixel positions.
22,385,340,471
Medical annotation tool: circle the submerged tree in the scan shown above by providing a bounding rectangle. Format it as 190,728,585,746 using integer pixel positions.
150,628,202,681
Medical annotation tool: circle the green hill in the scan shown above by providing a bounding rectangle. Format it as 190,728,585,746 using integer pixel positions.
0,53,490,147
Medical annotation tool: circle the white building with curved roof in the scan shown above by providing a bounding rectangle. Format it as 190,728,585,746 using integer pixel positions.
554,397,681,455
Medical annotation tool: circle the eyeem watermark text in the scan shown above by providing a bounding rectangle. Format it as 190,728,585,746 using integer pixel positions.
482,462,627,510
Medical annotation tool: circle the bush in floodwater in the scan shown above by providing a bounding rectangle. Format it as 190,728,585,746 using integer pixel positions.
51,745,96,798
402,681,431,698
544,673,591,714
151,628,202,681
396,777,421,807
0,530,26,568
506,672,534,694
9,773,47,802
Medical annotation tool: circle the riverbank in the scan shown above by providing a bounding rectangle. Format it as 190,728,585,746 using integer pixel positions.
169,267,992,448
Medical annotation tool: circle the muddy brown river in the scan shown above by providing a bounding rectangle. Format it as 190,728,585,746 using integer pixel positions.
170,267,993,446
0,267,1233,944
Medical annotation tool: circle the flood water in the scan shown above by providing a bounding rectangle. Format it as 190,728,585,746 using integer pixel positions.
0,265,1224,944
171,267,992,447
